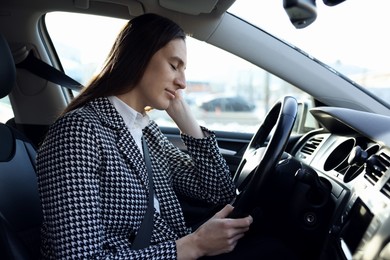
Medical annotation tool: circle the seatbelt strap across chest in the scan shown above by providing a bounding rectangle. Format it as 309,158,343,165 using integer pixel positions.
131,136,154,249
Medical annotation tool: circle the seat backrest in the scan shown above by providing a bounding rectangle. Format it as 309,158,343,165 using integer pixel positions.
0,34,42,260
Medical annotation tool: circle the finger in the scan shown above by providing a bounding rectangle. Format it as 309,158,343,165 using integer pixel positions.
231,232,245,241
175,89,184,99
225,225,251,239
213,204,234,219
225,215,253,229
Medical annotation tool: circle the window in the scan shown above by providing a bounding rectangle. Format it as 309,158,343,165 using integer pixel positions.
45,12,312,134
0,96,13,123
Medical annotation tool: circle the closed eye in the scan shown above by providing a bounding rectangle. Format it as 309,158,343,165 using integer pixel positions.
170,63,177,71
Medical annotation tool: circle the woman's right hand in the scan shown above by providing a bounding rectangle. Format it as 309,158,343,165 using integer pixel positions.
176,204,253,259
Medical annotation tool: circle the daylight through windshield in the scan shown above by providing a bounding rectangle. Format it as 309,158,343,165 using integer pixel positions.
228,0,390,105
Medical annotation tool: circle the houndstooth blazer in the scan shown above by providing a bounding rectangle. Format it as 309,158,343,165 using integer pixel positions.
36,97,236,259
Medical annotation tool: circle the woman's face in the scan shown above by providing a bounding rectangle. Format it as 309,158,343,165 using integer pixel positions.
126,38,187,113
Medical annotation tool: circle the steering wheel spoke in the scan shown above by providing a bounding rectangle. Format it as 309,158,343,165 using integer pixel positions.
235,147,267,190
230,96,298,218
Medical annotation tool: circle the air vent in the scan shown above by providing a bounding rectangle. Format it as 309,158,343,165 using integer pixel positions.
300,136,324,156
379,153,390,198
381,180,390,199
365,152,390,185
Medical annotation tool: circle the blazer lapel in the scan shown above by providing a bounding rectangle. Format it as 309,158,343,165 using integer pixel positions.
89,97,149,189
117,128,149,188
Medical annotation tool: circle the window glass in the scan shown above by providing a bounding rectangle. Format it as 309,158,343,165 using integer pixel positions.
0,96,13,123
45,12,125,86
228,0,390,107
45,12,313,134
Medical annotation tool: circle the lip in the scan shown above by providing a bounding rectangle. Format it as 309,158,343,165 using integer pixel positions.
165,89,176,99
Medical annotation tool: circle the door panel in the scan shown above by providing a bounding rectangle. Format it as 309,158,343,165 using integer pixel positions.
161,126,303,177
161,127,251,176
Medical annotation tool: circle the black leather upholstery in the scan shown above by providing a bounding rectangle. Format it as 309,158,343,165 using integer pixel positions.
0,33,42,260
0,34,15,99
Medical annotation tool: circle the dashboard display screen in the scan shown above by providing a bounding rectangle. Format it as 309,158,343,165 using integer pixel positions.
341,198,374,254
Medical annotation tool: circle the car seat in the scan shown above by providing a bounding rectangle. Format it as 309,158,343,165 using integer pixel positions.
0,33,42,259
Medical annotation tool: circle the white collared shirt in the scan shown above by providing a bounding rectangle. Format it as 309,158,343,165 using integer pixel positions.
108,96,160,213
108,96,149,153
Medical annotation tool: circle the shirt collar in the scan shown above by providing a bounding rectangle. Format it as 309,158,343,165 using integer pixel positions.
108,96,149,130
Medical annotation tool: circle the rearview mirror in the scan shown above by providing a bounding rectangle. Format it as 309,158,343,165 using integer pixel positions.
283,0,317,29
323,0,346,6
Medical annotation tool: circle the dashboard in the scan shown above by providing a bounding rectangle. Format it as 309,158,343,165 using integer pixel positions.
293,107,390,260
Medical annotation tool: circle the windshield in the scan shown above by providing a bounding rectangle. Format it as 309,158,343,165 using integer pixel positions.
228,0,390,106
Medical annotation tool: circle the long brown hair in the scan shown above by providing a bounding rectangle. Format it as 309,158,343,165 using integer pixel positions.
64,13,186,113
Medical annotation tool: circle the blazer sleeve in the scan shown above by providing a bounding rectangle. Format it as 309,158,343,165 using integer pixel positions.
36,112,177,259
166,126,236,205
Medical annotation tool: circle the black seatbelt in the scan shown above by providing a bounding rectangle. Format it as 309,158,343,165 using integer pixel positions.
15,51,83,91
131,136,154,250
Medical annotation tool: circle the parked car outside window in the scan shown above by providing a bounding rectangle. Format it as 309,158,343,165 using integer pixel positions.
199,96,255,112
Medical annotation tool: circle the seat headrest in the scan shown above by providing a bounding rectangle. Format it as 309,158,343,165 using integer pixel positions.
0,34,16,99
0,124,15,162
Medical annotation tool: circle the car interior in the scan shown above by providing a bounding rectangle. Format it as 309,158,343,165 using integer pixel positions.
1,0,390,259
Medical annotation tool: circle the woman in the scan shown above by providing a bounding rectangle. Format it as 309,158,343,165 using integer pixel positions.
36,13,252,259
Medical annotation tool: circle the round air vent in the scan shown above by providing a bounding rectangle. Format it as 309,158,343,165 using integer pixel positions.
324,138,355,172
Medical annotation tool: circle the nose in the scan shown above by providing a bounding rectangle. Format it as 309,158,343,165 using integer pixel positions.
174,72,186,89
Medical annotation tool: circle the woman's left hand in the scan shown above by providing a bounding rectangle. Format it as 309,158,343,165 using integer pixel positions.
166,89,186,117
166,90,205,138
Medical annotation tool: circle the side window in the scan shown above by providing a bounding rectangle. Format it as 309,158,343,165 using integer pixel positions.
0,96,13,123
45,12,126,86
45,12,315,134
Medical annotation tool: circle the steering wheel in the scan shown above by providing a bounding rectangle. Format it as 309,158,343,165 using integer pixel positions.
230,96,298,218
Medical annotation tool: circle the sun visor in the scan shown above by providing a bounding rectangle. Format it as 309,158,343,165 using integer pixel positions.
159,0,219,15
